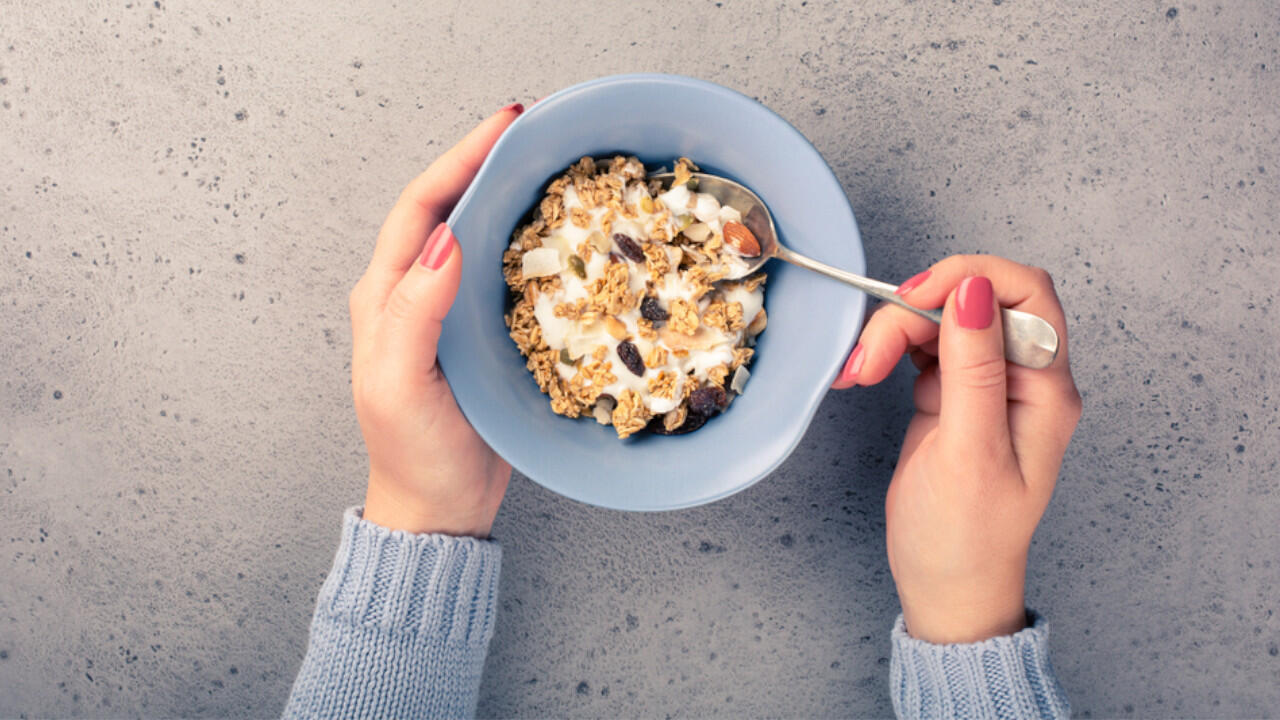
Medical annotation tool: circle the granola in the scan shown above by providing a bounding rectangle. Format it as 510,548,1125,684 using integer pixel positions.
503,156,768,438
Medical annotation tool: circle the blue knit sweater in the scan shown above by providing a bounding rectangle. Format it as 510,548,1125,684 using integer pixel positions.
284,509,1069,719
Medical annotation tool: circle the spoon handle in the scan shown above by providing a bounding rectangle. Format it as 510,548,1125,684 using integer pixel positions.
772,245,1060,369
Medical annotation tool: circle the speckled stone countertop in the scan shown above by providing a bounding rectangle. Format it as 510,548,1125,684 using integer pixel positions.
3,1,1278,717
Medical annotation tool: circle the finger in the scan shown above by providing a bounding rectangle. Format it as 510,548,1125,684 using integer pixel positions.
1009,390,1081,497
912,363,941,415
892,256,1072,384
901,258,1084,494
899,256,1081,477
936,276,1012,461
365,104,523,299
898,413,937,460
379,223,463,382
909,348,934,372
831,304,940,389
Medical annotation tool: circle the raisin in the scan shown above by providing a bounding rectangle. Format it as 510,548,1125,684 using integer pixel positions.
616,340,645,377
613,233,645,263
648,410,708,435
689,386,727,416
640,296,669,322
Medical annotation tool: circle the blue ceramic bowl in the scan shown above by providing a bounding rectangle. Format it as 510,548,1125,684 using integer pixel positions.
442,74,865,511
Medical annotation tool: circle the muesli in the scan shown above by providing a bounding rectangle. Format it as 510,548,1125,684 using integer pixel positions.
503,156,767,438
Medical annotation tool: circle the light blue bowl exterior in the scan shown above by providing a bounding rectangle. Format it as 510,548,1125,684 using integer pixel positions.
442,74,865,511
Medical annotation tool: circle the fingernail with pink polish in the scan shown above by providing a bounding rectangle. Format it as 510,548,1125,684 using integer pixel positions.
956,276,994,329
838,344,865,385
420,223,455,270
895,270,931,295
499,102,524,115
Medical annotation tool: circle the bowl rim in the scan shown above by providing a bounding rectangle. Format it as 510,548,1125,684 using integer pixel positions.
445,72,865,511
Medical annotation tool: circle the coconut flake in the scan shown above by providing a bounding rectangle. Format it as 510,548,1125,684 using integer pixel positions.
567,326,610,360
587,230,611,253
730,365,751,394
659,324,724,352
692,194,721,224
521,247,562,279
683,222,712,243
593,396,616,425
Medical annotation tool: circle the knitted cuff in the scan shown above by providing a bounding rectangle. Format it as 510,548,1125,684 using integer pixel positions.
315,507,502,646
890,611,1071,720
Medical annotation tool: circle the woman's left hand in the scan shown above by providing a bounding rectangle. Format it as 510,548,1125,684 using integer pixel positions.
349,105,523,537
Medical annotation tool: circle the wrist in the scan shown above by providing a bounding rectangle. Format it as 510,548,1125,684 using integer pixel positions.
900,593,1027,644
896,566,1028,644
362,476,498,538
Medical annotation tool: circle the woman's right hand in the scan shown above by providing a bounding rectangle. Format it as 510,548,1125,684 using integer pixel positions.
832,256,1082,644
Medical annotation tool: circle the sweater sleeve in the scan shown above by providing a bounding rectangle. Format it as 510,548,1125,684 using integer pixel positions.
283,507,502,720
889,611,1070,720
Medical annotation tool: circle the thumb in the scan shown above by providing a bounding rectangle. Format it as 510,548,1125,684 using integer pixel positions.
937,276,1011,458
381,222,462,380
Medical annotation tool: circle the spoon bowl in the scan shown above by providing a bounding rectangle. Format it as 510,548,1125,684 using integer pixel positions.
650,170,779,280
653,171,1061,370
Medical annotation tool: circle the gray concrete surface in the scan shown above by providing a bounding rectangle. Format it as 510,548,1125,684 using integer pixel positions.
2,1,1278,717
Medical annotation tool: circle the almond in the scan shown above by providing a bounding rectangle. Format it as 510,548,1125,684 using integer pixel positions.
747,308,768,336
723,221,762,257
605,315,629,340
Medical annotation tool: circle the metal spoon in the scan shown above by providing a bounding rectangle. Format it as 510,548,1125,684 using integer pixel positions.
651,171,1060,369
